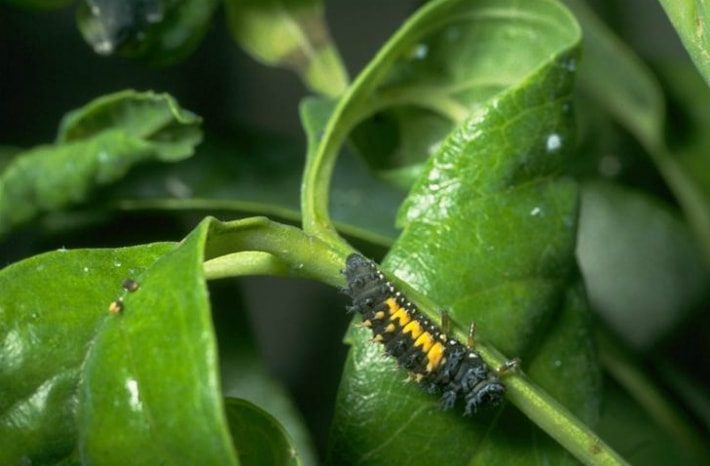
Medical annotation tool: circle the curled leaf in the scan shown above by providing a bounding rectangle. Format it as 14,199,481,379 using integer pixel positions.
0,90,202,236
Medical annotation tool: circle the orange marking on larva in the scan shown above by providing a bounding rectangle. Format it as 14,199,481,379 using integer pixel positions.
374,311,385,320
391,308,411,327
385,323,396,333
372,334,384,343
385,297,399,314
426,342,446,372
402,320,423,339
362,320,372,328
414,332,434,353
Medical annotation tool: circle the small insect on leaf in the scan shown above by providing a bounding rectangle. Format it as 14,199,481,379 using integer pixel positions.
108,299,124,314
121,278,140,292
342,253,507,415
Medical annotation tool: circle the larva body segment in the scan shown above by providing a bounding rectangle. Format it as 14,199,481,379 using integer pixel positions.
343,254,505,415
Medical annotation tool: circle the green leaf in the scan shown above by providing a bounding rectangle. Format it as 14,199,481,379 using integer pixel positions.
89,122,401,247
300,98,404,242
347,0,593,190
76,0,219,66
225,0,348,97
656,0,710,86
577,182,709,350
0,214,339,465
57,89,202,156
329,0,598,465
224,398,301,466
77,220,237,465
0,90,202,237
0,242,174,464
565,0,710,263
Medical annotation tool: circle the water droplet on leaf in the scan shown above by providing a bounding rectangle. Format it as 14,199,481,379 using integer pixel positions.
545,133,562,152
412,43,428,60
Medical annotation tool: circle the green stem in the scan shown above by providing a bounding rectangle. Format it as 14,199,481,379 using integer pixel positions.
203,216,344,287
205,216,629,466
300,0,456,253
296,0,629,461
502,370,629,466
116,197,392,248
204,251,290,280
390,281,629,466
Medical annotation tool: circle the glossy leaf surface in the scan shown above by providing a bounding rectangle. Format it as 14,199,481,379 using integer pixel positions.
0,243,174,464
77,220,237,465
328,1,599,465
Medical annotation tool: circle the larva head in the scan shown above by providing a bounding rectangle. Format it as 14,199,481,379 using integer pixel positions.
343,254,386,306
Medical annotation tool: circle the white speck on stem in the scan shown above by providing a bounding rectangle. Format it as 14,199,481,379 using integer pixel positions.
530,207,542,217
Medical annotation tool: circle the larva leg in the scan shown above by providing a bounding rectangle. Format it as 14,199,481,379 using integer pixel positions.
440,309,451,335
467,321,477,348
496,358,521,377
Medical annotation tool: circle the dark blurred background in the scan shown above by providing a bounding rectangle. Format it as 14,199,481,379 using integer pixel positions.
0,0,706,461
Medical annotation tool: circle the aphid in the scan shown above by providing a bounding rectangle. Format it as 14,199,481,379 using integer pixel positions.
108,298,124,314
121,278,140,292
343,253,515,415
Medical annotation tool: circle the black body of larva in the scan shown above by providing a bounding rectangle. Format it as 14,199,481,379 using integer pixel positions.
343,254,505,415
